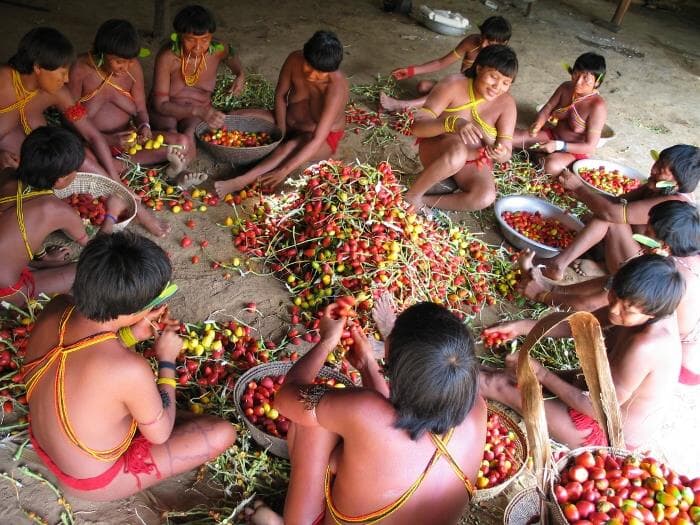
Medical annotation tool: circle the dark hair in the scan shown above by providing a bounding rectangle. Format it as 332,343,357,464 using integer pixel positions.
16,127,84,189
302,31,343,72
649,200,700,257
465,44,518,81
611,254,685,319
93,19,140,59
8,27,74,74
73,232,172,322
571,52,606,85
384,302,479,440
658,145,700,194
173,5,216,35
478,16,512,43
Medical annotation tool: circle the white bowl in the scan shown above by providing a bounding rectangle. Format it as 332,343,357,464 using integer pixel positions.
494,195,585,258
572,159,647,198
534,104,615,148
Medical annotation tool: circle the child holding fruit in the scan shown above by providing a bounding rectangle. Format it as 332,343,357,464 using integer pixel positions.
404,45,517,212
380,16,512,113
149,5,245,142
68,19,204,190
21,232,236,501
513,52,607,176
0,127,126,306
214,30,349,195
536,144,700,281
481,254,685,451
245,301,487,525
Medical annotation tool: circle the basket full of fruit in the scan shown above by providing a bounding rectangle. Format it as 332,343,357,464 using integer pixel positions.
234,361,355,458
195,114,283,166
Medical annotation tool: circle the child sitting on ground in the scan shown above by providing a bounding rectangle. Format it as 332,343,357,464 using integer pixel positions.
481,254,684,451
69,19,205,189
0,127,126,306
22,231,236,501
536,144,700,281
150,5,245,140
513,53,607,176
215,30,349,195
380,16,512,112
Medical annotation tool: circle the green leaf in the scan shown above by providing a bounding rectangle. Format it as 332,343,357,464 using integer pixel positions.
650,149,660,161
138,47,151,58
655,181,675,189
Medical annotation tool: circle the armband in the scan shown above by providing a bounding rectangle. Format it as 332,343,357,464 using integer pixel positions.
406,65,416,78
63,103,88,122
554,140,566,152
419,107,438,118
157,377,177,388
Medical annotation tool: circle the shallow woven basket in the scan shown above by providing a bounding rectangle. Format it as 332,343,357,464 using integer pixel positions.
472,405,529,503
195,114,283,166
234,362,355,459
53,172,137,232
549,446,635,525
503,486,545,525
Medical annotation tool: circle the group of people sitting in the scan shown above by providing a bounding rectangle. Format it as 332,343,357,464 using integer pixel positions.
1,4,698,525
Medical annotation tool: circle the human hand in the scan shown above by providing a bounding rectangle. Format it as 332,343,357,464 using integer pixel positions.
118,130,138,148
0,151,19,170
318,303,346,346
391,67,411,80
260,169,287,191
130,306,179,343
137,124,152,144
485,142,507,160
203,107,226,129
539,140,557,154
482,320,528,341
230,73,245,96
346,326,374,371
529,122,543,137
105,194,128,220
506,351,547,382
154,326,183,363
558,168,583,191
455,118,483,146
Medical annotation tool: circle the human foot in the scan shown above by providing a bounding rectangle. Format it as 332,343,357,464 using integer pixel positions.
164,145,188,179
379,91,406,113
244,500,283,525
532,254,565,281
371,292,397,340
215,176,251,199
175,171,208,190
572,259,606,278
31,245,72,267
137,207,171,238
517,249,553,301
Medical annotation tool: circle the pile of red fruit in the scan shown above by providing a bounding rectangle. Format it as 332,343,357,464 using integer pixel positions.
501,210,576,250
239,374,347,439
65,193,108,226
553,449,700,524
482,330,514,349
476,411,522,490
200,128,274,148
577,166,642,197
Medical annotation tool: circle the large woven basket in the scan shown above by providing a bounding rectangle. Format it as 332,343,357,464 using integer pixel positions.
234,361,355,459
472,404,529,503
195,114,283,166
503,486,544,525
53,172,137,232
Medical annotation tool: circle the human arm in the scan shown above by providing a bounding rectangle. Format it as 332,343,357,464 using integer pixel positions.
410,77,461,138
531,359,596,417
224,45,245,96
55,201,90,247
529,84,566,136
607,333,654,407
0,151,19,170
346,326,390,397
485,97,516,163
540,99,607,156
533,276,610,312
66,59,86,102
129,62,152,142
273,54,294,135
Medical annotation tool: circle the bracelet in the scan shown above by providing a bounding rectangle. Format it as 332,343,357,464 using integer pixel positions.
104,213,118,224
419,106,438,118
158,361,177,371
554,140,566,152
138,122,151,130
621,201,628,224
157,377,177,388
118,326,139,347
538,290,552,305
444,115,459,133
406,65,416,78
33,248,47,260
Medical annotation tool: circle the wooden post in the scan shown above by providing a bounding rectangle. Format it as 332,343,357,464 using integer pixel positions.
611,0,633,27
153,0,168,39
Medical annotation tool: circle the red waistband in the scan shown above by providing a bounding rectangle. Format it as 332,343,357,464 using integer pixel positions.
0,267,35,299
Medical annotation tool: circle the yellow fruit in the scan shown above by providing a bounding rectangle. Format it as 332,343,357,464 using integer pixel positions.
172,205,182,214
144,139,154,150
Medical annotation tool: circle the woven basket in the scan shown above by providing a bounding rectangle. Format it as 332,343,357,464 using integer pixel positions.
503,486,544,525
234,361,355,459
53,172,137,232
195,114,283,166
472,405,529,502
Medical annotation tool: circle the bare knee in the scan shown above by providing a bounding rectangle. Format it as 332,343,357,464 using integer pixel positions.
416,80,435,94
442,142,469,172
208,419,237,456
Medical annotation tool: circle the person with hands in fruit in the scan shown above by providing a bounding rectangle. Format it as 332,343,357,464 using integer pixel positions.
215,30,349,197
0,127,129,306
245,300,486,525
514,53,607,177
149,5,245,139
404,45,517,212
380,16,511,113
21,232,236,502
535,144,700,281
480,254,684,451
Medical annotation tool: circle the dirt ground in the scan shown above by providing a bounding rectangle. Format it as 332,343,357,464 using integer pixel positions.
0,0,699,523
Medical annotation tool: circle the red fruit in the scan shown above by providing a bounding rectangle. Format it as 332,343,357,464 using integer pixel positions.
575,500,595,519
569,465,590,483
554,484,569,503
180,236,193,248
191,255,200,264
576,451,596,469
185,219,195,229
562,503,580,522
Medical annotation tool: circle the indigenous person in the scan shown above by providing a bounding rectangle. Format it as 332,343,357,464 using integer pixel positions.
513,53,607,176
380,16,512,112
215,30,349,195
0,127,126,306
481,254,684,450
405,45,517,212
536,144,700,281
0,27,168,237
246,301,486,525
519,200,700,386
150,5,245,141
68,19,202,189
22,232,236,501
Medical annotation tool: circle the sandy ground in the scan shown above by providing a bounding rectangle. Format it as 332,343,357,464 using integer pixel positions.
0,0,699,523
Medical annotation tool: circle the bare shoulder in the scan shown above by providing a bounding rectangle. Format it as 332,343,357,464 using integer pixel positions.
155,45,178,66
457,33,481,50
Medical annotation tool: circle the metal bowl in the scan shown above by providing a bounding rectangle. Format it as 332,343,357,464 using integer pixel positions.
494,195,585,258
534,104,615,148
572,159,647,198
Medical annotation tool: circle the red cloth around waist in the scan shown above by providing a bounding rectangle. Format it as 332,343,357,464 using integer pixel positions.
568,408,608,447
0,267,35,299
326,130,344,155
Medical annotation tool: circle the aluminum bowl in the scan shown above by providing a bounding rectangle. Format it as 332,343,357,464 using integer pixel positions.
572,159,647,198
494,195,585,258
